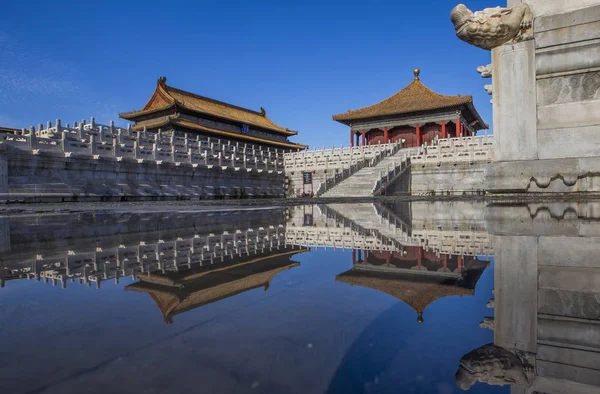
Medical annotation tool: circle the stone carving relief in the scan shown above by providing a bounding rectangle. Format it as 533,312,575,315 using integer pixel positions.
477,64,492,78
450,3,533,50
455,343,535,390
479,317,495,330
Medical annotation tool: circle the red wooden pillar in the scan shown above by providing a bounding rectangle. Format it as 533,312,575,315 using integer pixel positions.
383,127,389,144
417,247,423,270
443,255,448,272
415,124,421,147
386,251,390,267
361,130,365,146
350,130,354,147
352,249,356,265
456,118,462,137
458,255,463,274
441,121,447,139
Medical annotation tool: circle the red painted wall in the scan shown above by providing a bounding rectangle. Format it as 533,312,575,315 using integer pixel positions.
367,129,385,145
422,123,442,145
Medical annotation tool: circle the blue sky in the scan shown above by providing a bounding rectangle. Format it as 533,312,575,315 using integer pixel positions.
2,0,496,148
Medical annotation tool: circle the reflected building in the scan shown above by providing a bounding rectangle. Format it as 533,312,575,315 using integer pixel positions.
337,247,489,323
456,202,600,394
286,203,492,324
126,247,304,323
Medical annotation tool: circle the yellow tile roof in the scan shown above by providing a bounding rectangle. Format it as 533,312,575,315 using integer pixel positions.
333,70,473,122
132,115,307,150
120,77,297,136
336,270,472,321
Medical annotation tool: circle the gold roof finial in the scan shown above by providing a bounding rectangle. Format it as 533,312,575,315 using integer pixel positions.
414,68,420,81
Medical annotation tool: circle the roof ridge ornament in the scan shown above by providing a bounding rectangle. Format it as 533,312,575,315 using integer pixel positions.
158,76,167,86
260,107,266,116
413,68,420,81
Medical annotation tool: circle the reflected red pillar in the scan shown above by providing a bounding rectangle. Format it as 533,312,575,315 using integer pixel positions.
361,130,365,146
383,127,389,144
456,117,462,137
441,121,447,139
416,124,421,146
350,130,354,147
352,249,356,265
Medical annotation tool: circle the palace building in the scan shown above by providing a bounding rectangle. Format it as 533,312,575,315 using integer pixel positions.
333,69,487,147
120,77,306,151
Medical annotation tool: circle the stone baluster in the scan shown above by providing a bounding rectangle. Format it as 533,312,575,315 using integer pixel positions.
27,127,36,149
171,144,176,162
56,118,63,134
152,143,157,160
113,135,118,157
204,150,209,166
134,141,140,159
90,134,97,155
242,147,247,169
61,132,68,153
90,117,96,130
218,151,223,166
78,122,86,139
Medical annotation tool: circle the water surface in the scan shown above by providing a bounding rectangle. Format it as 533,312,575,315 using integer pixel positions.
2,201,593,394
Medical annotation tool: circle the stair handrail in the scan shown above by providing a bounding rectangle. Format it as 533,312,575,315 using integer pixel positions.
372,148,419,196
315,142,401,196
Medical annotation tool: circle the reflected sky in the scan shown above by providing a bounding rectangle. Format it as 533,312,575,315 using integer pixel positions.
0,204,502,394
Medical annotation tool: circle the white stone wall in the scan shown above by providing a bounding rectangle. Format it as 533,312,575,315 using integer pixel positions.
486,1,600,193
410,164,487,196
0,118,287,200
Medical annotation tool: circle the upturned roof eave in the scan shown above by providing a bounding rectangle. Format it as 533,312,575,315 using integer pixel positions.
332,104,473,126
132,116,307,150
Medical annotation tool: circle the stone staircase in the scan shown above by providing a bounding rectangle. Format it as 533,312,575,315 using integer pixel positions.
321,148,415,197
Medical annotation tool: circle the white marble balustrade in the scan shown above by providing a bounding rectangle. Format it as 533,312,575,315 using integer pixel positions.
1,117,286,174
410,135,494,167
6,225,287,289
283,142,400,172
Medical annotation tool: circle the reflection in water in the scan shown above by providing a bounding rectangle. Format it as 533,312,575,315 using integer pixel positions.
126,248,304,324
1,201,599,393
456,202,600,394
336,249,489,324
